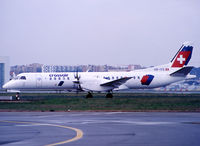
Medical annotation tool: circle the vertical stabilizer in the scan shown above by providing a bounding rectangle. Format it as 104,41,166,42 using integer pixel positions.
171,42,193,68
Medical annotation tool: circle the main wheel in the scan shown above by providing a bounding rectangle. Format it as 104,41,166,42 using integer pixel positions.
16,93,20,101
106,93,113,98
86,92,93,98
16,96,20,101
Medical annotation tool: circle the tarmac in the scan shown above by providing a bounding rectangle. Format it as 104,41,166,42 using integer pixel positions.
0,112,200,146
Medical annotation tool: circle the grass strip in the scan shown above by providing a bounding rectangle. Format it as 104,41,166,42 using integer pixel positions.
0,93,200,112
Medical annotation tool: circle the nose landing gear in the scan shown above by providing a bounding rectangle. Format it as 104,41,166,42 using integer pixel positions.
15,93,20,101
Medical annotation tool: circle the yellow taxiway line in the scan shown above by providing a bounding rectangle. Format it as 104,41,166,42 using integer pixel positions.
0,120,83,146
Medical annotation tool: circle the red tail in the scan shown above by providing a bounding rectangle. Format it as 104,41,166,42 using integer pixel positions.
171,43,193,68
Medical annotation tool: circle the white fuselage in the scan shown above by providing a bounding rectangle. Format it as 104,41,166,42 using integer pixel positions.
3,42,194,93
3,69,185,92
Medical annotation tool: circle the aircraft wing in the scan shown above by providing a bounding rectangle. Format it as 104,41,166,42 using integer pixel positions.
100,77,132,88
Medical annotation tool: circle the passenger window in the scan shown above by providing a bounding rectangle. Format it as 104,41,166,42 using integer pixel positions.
104,77,110,80
20,76,26,80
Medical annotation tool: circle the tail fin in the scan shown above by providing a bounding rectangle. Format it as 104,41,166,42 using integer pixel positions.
171,42,193,68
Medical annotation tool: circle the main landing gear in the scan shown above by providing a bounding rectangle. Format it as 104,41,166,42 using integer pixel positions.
86,92,93,98
106,92,113,98
85,91,113,98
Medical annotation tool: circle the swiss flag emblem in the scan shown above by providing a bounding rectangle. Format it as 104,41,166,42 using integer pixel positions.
171,51,191,67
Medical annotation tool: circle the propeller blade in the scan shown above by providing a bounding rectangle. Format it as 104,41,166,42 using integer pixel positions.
73,67,82,93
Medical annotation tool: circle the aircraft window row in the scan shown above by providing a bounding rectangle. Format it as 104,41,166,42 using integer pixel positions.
103,76,124,80
103,76,141,80
133,76,140,79
49,77,70,80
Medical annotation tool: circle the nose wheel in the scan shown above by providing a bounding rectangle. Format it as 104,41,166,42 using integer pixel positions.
15,93,20,101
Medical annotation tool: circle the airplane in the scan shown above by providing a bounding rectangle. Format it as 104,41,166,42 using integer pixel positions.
3,42,195,100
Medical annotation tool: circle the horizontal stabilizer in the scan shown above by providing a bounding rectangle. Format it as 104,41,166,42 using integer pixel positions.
100,77,132,88
170,66,193,77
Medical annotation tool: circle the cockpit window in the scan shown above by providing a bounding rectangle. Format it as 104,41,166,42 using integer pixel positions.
20,76,26,80
13,76,26,80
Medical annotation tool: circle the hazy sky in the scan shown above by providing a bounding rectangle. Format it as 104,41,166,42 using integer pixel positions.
0,0,200,67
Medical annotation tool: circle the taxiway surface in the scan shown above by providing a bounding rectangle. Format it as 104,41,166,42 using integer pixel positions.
0,112,200,146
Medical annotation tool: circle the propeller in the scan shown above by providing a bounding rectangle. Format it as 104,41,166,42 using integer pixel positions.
73,68,82,92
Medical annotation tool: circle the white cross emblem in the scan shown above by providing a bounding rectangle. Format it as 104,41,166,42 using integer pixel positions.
177,55,185,64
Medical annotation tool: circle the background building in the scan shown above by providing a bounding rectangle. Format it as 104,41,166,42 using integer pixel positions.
41,64,143,73
10,63,42,75
0,56,10,89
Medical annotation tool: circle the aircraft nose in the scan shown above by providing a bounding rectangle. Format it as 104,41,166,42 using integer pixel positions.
2,82,11,89
2,83,8,89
